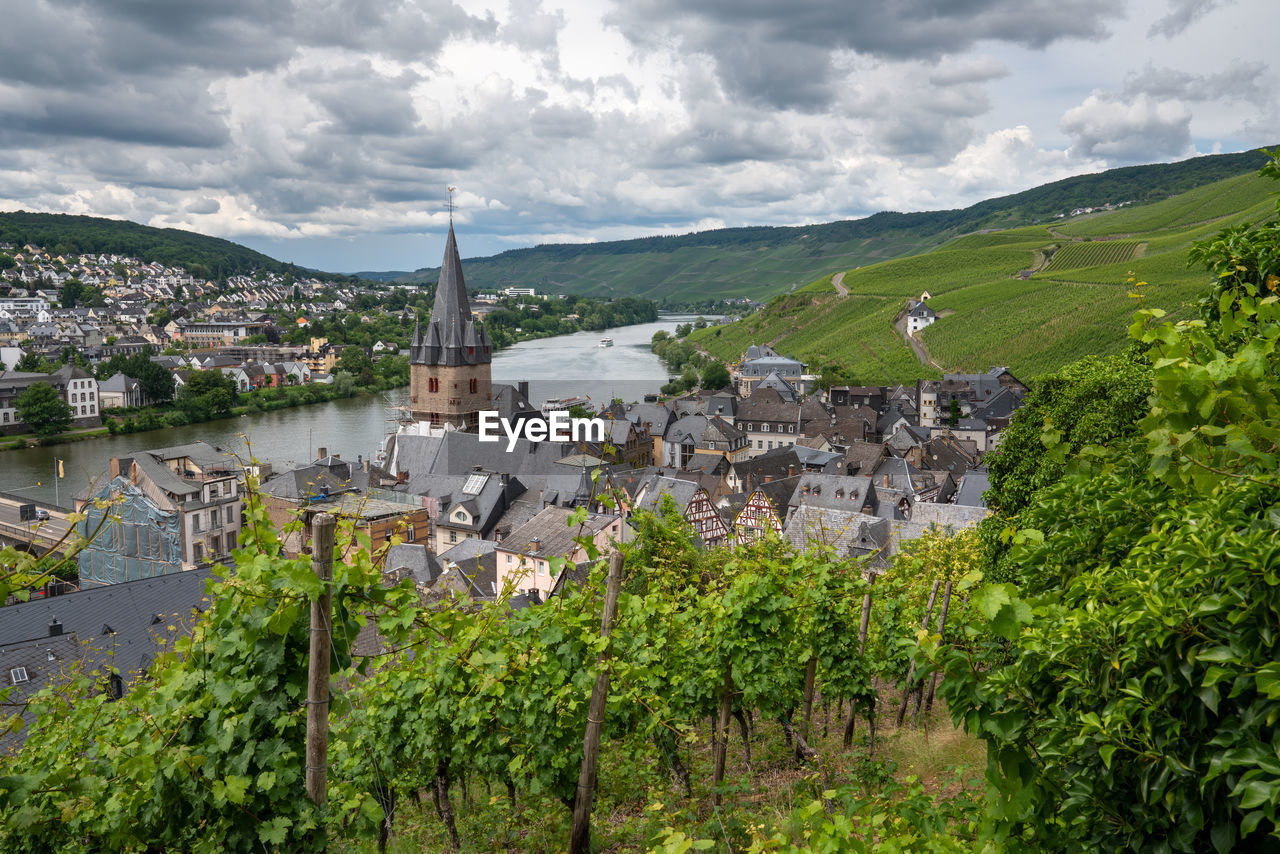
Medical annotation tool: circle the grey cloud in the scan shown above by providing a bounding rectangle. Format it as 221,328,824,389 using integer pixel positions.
606,0,1123,109
1148,0,1231,38
297,63,425,137
184,197,222,215
929,57,1010,86
1060,93,1193,162
1122,61,1267,105
0,83,230,149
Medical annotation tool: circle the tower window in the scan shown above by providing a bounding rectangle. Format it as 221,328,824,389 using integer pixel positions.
428,377,439,393
469,378,478,394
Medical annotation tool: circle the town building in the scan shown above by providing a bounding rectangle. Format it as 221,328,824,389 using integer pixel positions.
76,442,243,584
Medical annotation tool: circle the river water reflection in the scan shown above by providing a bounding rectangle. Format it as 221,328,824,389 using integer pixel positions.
0,315,715,506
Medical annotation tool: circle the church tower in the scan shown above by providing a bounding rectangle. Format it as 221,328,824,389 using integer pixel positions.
408,225,492,429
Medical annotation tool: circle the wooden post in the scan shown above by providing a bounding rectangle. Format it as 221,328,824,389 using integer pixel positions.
858,571,877,653
712,666,734,807
569,551,624,854
306,513,336,811
922,581,954,718
895,579,940,728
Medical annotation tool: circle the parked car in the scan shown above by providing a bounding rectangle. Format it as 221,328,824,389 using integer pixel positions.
35,508,50,521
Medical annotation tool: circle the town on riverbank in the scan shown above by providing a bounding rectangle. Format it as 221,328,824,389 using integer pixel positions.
0,238,662,447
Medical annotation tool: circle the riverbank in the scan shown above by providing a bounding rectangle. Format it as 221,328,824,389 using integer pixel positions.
0,378,407,452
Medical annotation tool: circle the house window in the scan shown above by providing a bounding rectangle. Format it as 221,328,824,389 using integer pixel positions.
449,531,457,544
538,561,546,575
762,423,769,432
193,515,202,533
211,509,220,528
9,667,28,684
506,554,513,564
211,535,222,555
193,543,204,563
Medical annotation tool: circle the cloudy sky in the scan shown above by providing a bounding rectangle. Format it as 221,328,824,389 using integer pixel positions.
0,0,1274,273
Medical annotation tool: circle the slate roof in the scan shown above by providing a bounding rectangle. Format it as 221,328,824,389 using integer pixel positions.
635,474,700,515
387,431,597,510
788,473,876,514
616,402,676,437
737,387,800,424
0,568,213,751
383,543,442,587
953,470,990,508
501,506,623,561
411,226,491,367
784,506,891,566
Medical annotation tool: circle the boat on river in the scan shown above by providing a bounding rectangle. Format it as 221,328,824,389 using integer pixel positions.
597,337,614,348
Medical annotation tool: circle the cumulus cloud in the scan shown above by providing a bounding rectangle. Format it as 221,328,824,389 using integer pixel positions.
1060,92,1193,161
1148,0,1233,38
605,0,1122,110
0,0,1270,271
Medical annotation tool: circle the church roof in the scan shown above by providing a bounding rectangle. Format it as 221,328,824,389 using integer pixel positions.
412,225,492,368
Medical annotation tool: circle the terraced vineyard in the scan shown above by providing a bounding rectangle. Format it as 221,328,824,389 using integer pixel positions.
1041,240,1140,272
691,169,1277,383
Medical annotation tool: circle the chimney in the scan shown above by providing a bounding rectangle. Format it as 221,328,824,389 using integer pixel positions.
764,474,773,483
787,464,795,477
397,471,408,484
882,474,890,487
48,618,63,637
528,537,541,554
518,380,529,400
317,447,327,460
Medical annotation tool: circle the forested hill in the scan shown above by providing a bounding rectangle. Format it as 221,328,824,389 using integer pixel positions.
0,212,361,283
399,147,1273,302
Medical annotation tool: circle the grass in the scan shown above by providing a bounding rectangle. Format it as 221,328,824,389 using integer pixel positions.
690,171,1273,383
330,699,984,853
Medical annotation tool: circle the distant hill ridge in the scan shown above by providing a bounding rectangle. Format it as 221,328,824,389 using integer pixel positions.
0,147,1270,299
399,147,1273,301
686,164,1280,385
0,211,358,283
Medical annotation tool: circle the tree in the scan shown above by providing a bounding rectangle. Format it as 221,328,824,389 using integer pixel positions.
15,382,73,439
337,345,373,377
130,358,175,404
60,278,84,308
700,362,730,390
937,149,1280,853
176,370,237,420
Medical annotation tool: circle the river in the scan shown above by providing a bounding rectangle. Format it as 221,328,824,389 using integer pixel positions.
0,315,712,506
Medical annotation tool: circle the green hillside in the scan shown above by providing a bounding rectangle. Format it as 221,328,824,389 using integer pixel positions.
688,169,1279,384
0,212,360,283
404,148,1272,302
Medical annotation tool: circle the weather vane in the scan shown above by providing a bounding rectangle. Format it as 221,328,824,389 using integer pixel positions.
447,186,457,225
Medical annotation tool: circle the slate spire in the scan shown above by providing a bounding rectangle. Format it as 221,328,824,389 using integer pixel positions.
414,224,491,367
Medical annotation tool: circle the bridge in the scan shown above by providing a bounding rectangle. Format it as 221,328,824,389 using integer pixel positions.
0,492,75,558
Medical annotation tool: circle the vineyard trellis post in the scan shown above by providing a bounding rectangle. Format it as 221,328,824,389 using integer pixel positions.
921,580,954,720
306,513,336,813
569,550,624,854
895,579,940,728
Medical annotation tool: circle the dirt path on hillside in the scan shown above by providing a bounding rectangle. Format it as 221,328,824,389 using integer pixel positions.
895,312,942,372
